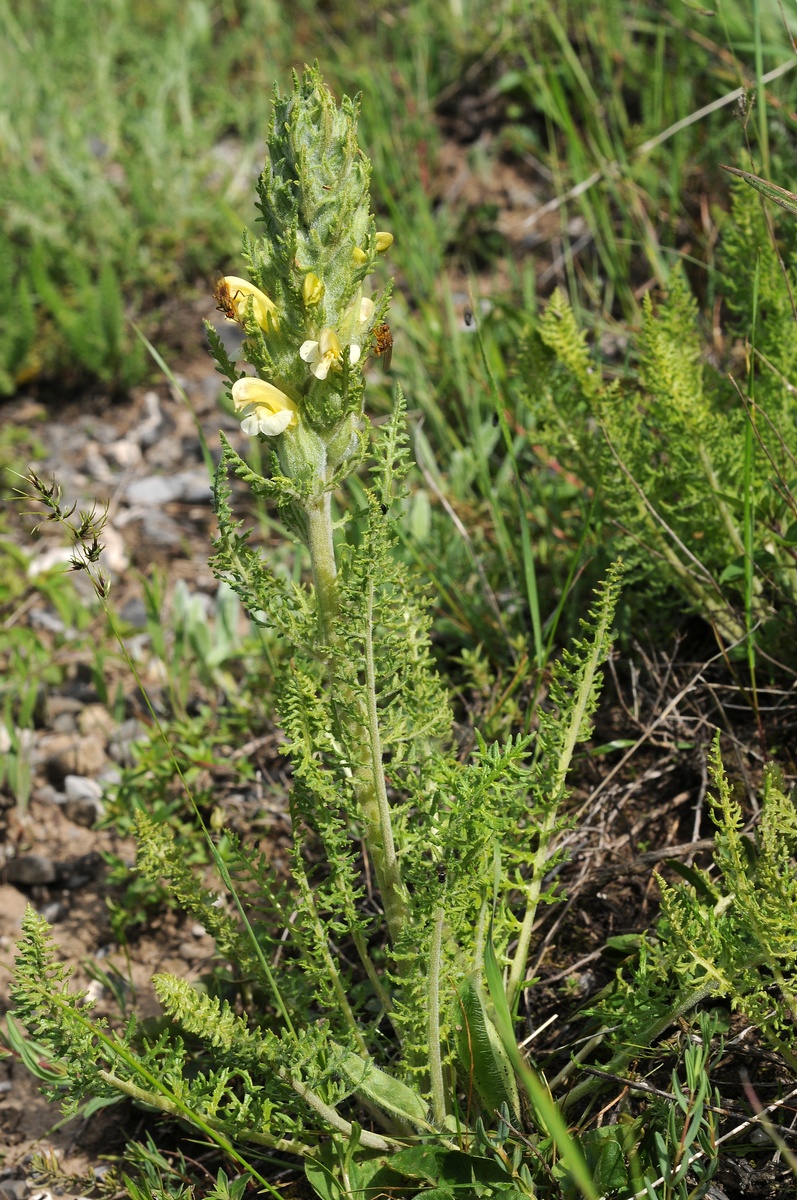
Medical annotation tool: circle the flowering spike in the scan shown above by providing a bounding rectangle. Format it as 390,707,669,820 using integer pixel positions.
211,67,392,482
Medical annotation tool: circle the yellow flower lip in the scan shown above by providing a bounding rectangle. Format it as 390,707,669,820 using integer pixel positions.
231,377,297,436
351,246,368,266
375,231,393,253
216,276,279,332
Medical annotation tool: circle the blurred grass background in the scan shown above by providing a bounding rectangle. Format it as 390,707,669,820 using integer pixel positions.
2,0,793,391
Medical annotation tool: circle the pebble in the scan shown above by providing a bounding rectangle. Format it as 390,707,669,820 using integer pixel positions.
38,901,66,924
2,1182,29,1200
137,509,186,547
85,418,119,446
211,318,245,360
51,712,78,734
98,524,129,574
126,467,211,507
29,607,69,636
106,438,142,468
30,785,63,807
178,941,205,961
42,734,107,782
136,390,163,448
119,595,148,629
5,855,56,886
47,696,83,716
58,851,101,890
26,546,75,578
108,718,147,765
64,775,105,826
77,703,116,740
84,979,106,1005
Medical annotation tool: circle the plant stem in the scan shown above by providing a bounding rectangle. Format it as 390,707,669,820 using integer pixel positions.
428,906,447,1124
304,489,409,947
305,491,339,640
507,587,615,1008
363,576,408,944
506,808,558,1010
99,1071,305,1157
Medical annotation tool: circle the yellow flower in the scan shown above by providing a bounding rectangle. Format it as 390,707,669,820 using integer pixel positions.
375,231,393,253
351,246,368,266
300,328,360,379
231,377,297,436
358,296,375,324
303,272,325,307
216,276,279,332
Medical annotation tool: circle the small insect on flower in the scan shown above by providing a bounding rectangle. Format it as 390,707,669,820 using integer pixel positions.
372,322,393,372
214,275,279,333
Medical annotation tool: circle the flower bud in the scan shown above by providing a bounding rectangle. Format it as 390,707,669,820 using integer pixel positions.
303,273,325,307
375,231,394,253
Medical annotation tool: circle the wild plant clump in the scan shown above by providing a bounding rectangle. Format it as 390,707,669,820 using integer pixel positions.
523,181,797,651
12,69,797,1200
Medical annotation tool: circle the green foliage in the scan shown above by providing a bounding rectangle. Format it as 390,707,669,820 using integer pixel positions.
11,380,630,1193
13,60,797,1200
574,737,797,1126
522,193,797,647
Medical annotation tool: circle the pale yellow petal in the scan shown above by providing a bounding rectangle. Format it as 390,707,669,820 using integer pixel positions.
375,231,393,253
318,328,341,359
258,407,295,436
231,376,295,415
223,276,279,332
240,414,261,437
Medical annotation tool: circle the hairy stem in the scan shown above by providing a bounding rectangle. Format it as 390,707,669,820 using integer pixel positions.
98,1071,308,1156
428,906,447,1124
304,491,408,948
306,491,339,640
505,808,559,1010
287,1073,398,1150
363,576,408,943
